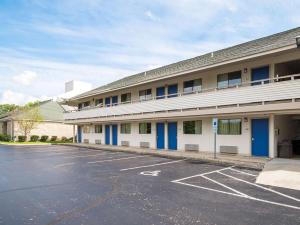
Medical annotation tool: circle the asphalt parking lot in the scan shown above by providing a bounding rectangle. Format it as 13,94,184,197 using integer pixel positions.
0,145,299,225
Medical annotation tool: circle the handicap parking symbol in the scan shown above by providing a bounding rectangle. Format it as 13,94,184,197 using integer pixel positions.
140,170,161,176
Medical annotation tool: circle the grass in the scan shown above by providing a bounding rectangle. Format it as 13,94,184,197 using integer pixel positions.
0,141,72,145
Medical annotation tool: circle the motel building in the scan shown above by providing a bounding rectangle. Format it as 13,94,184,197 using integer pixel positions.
64,27,300,159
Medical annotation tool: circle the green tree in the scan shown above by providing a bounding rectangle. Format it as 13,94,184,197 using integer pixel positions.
0,104,19,115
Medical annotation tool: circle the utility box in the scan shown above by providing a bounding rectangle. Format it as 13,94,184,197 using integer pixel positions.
278,142,293,158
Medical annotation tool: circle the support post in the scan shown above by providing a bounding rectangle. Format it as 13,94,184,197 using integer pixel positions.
73,125,76,143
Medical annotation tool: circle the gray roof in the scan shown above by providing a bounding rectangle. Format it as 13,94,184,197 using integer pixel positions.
71,27,300,100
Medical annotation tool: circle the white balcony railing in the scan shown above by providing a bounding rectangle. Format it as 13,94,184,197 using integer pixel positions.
64,74,300,121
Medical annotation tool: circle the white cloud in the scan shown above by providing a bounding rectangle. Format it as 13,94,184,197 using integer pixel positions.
12,71,38,86
0,89,51,105
145,10,159,21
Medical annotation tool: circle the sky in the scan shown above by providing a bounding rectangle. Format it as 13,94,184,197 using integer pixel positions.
0,0,300,105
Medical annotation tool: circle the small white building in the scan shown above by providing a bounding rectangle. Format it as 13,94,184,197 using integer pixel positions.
64,27,300,159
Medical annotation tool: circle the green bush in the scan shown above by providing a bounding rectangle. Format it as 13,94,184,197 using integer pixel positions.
18,136,26,142
50,136,57,142
40,135,49,142
30,135,39,142
0,134,11,142
67,137,73,143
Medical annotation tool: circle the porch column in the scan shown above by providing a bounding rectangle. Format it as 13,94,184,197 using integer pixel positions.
73,125,76,143
270,63,275,79
269,114,275,158
10,119,14,141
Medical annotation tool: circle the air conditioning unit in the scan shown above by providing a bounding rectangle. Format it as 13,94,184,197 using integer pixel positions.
140,142,150,148
121,141,130,147
220,146,238,154
185,144,199,151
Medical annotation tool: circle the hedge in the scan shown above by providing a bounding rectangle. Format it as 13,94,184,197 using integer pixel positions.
30,135,39,142
40,135,49,142
0,134,11,142
50,136,57,142
18,136,26,142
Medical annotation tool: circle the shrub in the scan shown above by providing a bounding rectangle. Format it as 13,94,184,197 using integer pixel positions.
61,136,68,142
30,135,39,142
40,135,49,142
67,137,73,143
0,134,11,142
50,136,57,142
18,136,26,142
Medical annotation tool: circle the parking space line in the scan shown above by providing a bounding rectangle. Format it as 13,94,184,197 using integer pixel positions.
200,175,249,197
87,155,148,164
229,168,257,177
60,152,114,159
172,166,233,182
120,159,186,171
54,162,75,168
218,171,300,202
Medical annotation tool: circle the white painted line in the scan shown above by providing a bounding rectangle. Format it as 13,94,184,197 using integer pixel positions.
61,152,111,159
218,171,300,202
120,159,186,171
200,175,249,197
53,162,75,168
87,155,148,164
229,168,257,177
172,166,233,183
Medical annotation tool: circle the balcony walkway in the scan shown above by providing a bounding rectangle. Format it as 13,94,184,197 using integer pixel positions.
59,143,270,169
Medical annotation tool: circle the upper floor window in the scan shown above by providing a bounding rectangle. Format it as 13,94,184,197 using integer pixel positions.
218,119,242,135
95,99,103,107
217,71,242,89
139,122,151,134
79,101,90,110
121,93,131,103
121,123,131,134
112,96,118,106
167,84,178,98
105,97,111,107
95,125,102,133
183,79,202,94
183,120,202,134
139,89,152,101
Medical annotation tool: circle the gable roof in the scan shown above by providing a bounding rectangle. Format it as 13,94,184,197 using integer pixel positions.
70,27,300,101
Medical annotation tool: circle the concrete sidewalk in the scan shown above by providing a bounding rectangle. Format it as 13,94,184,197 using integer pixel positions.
256,158,300,190
58,143,269,169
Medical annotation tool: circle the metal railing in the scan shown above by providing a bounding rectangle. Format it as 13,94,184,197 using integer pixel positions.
66,73,300,114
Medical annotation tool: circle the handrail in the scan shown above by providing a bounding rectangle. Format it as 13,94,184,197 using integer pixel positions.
66,73,300,113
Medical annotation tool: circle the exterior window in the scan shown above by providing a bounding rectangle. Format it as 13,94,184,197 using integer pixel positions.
139,122,151,134
78,103,82,110
217,71,242,89
183,121,202,134
95,99,103,107
183,79,202,93
112,96,118,106
79,101,90,109
218,119,242,135
83,126,91,133
121,123,131,134
139,89,152,101
94,125,102,133
121,93,131,103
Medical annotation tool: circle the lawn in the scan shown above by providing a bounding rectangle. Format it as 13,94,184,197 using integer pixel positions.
0,141,71,145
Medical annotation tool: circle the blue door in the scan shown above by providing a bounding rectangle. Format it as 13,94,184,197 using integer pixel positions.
251,66,269,85
251,119,269,157
156,87,165,99
168,122,177,150
105,97,111,106
77,126,82,143
112,96,118,106
156,123,165,149
105,125,110,145
112,124,118,146
168,84,178,98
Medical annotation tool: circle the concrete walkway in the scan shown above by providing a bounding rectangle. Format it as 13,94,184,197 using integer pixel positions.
59,143,269,169
256,158,300,190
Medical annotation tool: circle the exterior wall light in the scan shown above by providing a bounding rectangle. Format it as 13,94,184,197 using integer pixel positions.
297,36,300,48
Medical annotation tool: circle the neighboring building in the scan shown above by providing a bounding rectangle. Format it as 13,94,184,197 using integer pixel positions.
64,27,300,158
0,100,74,140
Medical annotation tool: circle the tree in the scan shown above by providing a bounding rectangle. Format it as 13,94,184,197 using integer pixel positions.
0,104,19,115
15,103,43,140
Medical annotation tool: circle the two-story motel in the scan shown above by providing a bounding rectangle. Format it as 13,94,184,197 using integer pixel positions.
64,27,300,159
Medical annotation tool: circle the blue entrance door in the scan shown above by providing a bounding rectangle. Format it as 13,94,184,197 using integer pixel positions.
168,84,178,98
168,122,177,150
105,125,110,145
112,96,118,106
251,119,269,157
156,123,165,149
251,66,269,85
156,87,165,99
77,126,82,143
112,124,118,146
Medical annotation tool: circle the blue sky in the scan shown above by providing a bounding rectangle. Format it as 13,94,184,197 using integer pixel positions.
0,0,299,104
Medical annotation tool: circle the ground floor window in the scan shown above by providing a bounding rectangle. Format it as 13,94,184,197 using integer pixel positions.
94,125,102,133
218,119,241,135
183,120,202,134
139,122,151,134
83,125,91,133
121,123,131,134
